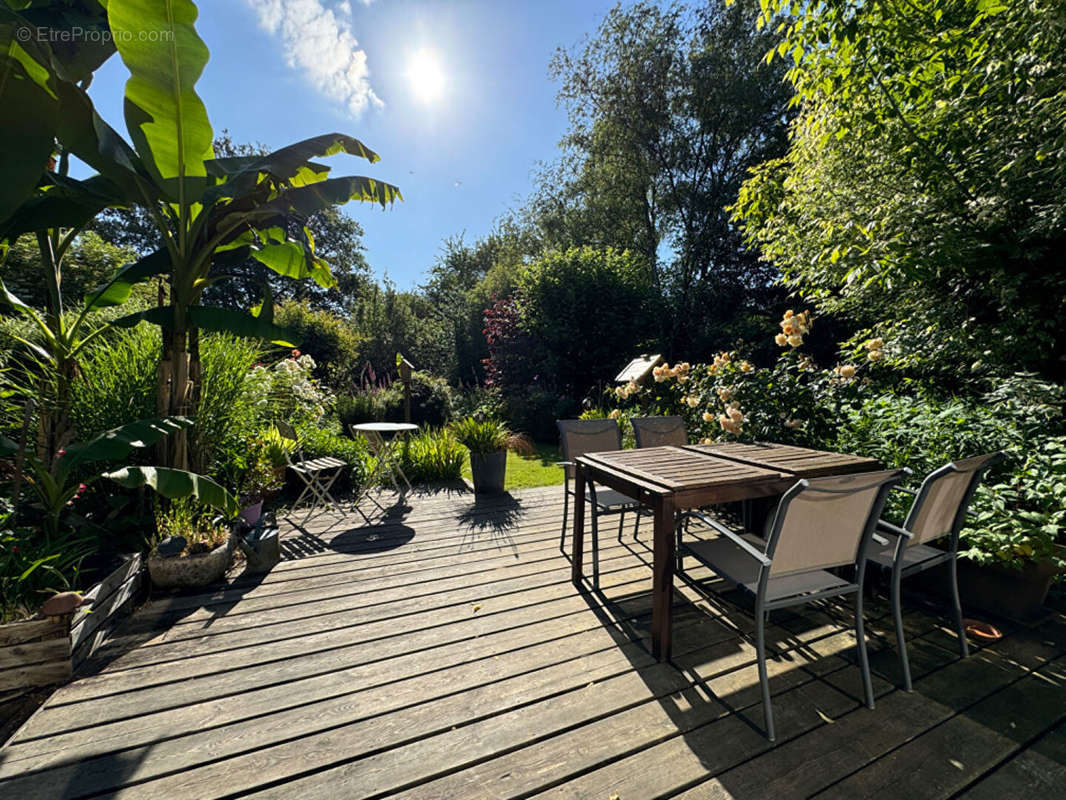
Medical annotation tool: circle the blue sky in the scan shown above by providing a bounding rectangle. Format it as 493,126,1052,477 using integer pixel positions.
86,0,618,288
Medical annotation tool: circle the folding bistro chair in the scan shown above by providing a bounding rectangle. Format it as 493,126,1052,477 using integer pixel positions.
631,415,689,449
679,469,904,741
557,419,641,583
275,421,347,525
868,452,1003,690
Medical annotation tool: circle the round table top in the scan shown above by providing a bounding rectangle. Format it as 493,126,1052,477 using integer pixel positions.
351,422,420,433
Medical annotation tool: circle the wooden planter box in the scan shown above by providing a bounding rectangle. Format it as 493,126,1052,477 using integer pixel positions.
0,553,143,695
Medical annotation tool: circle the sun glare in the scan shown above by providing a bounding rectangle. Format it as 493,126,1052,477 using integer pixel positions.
407,48,445,104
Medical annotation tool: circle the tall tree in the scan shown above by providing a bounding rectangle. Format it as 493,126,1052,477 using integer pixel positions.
531,0,792,356
734,0,1066,384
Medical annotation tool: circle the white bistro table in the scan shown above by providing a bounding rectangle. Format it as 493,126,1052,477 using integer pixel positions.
350,423,419,516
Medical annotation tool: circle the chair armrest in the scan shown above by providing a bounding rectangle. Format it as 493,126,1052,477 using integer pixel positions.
872,532,890,547
876,519,913,539
555,461,574,468
689,512,772,567
892,485,918,496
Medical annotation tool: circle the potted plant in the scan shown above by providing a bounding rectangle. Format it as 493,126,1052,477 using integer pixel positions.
450,417,532,494
146,500,234,590
236,443,285,526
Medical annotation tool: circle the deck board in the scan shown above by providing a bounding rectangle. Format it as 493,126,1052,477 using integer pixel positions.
0,486,1061,799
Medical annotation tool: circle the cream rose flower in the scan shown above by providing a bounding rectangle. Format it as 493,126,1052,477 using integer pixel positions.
868,349,884,362
787,334,803,347
775,333,788,347
839,364,856,379
608,409,620,419
702,411,714,423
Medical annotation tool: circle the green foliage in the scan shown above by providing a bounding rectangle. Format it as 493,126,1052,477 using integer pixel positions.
517,247,656,398
196,334,266,477
0,231,145,310
449,416,532,455
963,438,1066,570
502,389,579,444
349,281,450,378
533,0,791,354
336,389,388,427
273,300,363,387
153,497,230,552
397,428,466,483
0,522,94,623
70,323,158,439
735,0,1066,384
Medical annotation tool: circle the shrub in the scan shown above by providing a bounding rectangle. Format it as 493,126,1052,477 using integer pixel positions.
450,417,532,455
337,390,387,427
295,419,370,492
502,389,579,443
197,334,268,477
397,428,466,483
273,300,363,388
382,371,455,427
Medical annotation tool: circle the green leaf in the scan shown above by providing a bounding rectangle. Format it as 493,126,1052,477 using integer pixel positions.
0,174,125,242
112,304,298,346
85,248,171,309
60,416,195,475
247,238,337,289
265,175,403,218
104,466,239,519
0,9,59,224
108,0,213,204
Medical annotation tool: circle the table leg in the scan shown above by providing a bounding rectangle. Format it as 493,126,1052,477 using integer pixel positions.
571,464,586,583
651,496,676,662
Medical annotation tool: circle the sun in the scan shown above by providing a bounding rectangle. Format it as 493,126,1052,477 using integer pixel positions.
407,48,445,104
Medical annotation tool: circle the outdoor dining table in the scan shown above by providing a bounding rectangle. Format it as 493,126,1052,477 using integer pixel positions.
570,441,881,661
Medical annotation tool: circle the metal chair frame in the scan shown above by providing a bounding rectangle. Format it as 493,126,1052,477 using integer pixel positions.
556,419,641,584
870,452,1004,690
680,469,904,741
275,421,347,526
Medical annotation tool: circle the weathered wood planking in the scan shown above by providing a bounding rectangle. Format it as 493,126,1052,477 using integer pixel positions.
0,618,70,693
69,553,143,666
0,487,1062,799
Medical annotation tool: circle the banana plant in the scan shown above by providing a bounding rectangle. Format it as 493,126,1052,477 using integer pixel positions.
1,415,239,541
59,0,403,472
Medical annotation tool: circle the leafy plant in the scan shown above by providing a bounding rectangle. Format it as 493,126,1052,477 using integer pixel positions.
154,497,229,555
398,428,466,483
450,416,532,455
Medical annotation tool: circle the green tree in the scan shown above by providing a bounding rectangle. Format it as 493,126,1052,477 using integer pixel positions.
517,247,657,398
531,0,792,355
733,0,1066,384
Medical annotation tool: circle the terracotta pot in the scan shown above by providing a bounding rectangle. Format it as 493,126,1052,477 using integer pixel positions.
148,536,234,590
469,450,506,494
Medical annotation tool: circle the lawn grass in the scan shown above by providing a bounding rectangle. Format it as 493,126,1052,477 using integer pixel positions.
462,441,564,491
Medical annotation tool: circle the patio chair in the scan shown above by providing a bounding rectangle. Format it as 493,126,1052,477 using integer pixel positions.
275,421,348,525
867,452,1004,691
557,418,641,583
679,468,904,741
631,416,689,449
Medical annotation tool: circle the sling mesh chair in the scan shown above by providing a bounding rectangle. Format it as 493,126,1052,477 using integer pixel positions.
629,416,690,542
275,421,348,525
679,469,904,741
631,416,689,449
557,419,641,583
868,451,1003,691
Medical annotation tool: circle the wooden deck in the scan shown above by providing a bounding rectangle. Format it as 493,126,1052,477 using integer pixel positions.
1,486,1063,799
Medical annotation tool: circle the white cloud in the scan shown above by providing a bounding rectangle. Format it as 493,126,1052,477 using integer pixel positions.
245,0,383,117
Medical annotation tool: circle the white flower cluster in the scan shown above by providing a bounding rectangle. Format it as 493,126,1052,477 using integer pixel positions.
246,351,333,423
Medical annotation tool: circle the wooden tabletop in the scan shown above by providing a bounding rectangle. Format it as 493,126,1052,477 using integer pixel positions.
579,448,788,499
683,441,880,478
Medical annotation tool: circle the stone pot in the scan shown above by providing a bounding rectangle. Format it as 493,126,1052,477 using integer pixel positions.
469,450,506,494
147,536,234,590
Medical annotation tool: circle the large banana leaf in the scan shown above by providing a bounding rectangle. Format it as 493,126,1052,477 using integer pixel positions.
266,176,403,218
0,8,59,224
0,174,125,242
104,466,239,518
16,0,114,83
112,305,298,346
60,416,196,477
108,0,213,204
85,248,171,309
55,80,148,199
